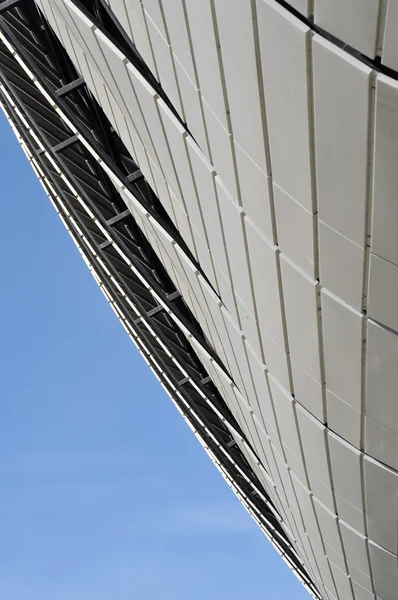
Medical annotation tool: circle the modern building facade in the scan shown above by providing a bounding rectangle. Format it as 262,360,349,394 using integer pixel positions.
1,1,398,598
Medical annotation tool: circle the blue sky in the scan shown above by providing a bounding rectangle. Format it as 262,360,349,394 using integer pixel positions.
0,110,310,599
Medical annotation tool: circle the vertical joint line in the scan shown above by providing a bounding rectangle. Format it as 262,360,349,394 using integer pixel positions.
306,30,327,424
138,3,160,81
250,0,278,246
181,0,212,158
359,70,378,596
250,0,294,393
305,39,345,596
360,70,377,450
208,0,242,205
375,0,388,59
156,0,187,124
362,72,377,313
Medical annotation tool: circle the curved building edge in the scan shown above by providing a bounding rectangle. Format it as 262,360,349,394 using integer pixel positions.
2,2,398,600
0,2,319,597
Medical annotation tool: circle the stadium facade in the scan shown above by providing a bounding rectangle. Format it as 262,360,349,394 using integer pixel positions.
1,1,398,598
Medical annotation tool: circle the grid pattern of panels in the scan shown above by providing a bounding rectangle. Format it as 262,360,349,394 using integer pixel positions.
8,1,398,599
0,3,318,597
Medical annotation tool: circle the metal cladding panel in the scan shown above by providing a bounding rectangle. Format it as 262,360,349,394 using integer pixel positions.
256,1,313,212
312,37,371,249
3,0,398,599
372,76,398,267
314,0,382,58
382,1,398,71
